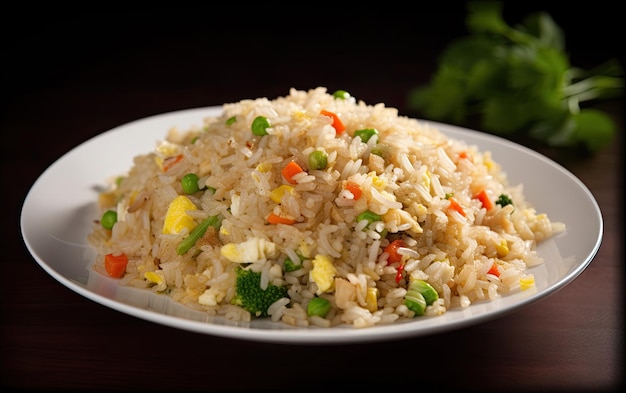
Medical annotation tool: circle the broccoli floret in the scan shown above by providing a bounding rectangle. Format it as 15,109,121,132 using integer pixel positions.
231,266,289,318
496,194,513,208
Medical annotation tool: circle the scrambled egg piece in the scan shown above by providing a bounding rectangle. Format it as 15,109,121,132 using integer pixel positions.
162,195,198,235
310,254,337,295
198,287,226,306
221,237,278,263
144,271,167,292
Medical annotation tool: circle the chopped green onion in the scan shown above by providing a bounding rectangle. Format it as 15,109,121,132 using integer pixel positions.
410,280,438,305
405,279,439,316
405,291,427,316
226,116,237,126
371,143,388,158
356,210,382,228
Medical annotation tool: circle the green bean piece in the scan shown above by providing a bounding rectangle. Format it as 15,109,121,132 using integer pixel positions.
354,128,379,143
307,297,331,317
356,210,382,228
251,116,270,136
332,90,351,100
181,173,200,194
101,210,118,230
308,150,328,170
176,215,223,255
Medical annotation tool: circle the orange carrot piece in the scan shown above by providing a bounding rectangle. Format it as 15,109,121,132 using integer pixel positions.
488,263,500,277
345,181,362,200
320,109,346,135
448,197,466,217
267,212,296,225
384,239,406,264
281,160,305,184
104,252,129,278
473,189,494,210
162,154,183,172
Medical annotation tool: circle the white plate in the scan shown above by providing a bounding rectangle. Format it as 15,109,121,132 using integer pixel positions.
20,107,603,344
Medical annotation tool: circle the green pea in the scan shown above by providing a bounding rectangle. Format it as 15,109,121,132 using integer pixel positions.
307,297,331,317
354,128,379,143
101,210,118,230
181,173,200,194
251,116,270,136
308,150,328,170
332,90,351,100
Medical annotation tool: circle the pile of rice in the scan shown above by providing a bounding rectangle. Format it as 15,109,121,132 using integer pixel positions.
88,87,565,328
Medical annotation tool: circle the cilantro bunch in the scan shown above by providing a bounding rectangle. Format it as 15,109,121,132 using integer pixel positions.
407,2,623,153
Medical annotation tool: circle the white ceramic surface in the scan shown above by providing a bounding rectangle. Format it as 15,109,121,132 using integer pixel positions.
20,107,603,344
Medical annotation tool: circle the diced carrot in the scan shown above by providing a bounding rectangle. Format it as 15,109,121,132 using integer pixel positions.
344,181,362,200
281,160,305,184
384,239,406,264
473,189,494,210
104,252,129,278
458,151,469,159
448,197,466,217
267,212,296,225
162,154,183,172
487,262,500,277
320,109,346,135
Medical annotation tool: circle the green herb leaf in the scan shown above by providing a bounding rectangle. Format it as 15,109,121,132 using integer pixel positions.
407,1,623,154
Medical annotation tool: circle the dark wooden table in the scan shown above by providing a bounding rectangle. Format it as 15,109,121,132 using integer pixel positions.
2,5,623,392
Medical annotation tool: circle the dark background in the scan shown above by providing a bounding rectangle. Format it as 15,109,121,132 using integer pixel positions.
2,3,623,392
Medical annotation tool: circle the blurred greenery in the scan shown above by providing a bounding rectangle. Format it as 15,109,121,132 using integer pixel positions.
407,1,623,155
